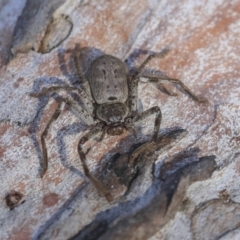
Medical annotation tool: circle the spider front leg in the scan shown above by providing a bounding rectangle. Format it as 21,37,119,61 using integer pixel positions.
30,85,94,123
77,124,113,202
31,89,95,176
128,106,162,167
128,61,162,167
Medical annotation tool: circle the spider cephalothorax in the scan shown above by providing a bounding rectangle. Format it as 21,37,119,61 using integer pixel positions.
30,48,206,202
95,102,129,123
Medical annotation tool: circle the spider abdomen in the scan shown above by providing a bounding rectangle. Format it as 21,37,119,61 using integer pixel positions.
88,55,129,104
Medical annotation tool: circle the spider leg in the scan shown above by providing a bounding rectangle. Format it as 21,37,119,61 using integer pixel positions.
128,76,138,116
126,123,137,136
60,96,95,124
34,93,95,177
134,106,162,141
128,142,156,167
128,106,162,167
30,85,95,121
142,74,207,102
73,51,96,115
97,126,107,142
30,86,93,104
128,49,170,115
125,118,137,136
78,124,113,202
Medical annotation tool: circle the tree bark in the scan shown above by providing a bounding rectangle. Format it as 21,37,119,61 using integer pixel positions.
0,0,240,239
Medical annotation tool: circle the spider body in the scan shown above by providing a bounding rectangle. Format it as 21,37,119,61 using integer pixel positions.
30,48,206,202
88,55,129,104
89,55,131,136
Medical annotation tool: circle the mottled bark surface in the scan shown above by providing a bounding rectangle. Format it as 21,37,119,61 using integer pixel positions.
0,0,240,240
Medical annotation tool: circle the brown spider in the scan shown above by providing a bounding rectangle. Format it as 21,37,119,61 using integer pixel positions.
30,48,206,202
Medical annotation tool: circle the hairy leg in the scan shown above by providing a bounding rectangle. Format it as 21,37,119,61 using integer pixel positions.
134,106,162,141
128,141,156,167
32,92,96,176
128,106,162,167
127,76,139,115
30,88,95,124
60,96,95,124
77,124,113,202
128,48,170,115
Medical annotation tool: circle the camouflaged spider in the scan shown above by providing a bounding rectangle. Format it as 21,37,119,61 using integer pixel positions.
30,48,206,202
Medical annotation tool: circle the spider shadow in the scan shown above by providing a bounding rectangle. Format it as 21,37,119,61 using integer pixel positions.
33,130,217,240
55,121,86,177
57,44,105,83
78,126,188,197
70,154,217,240
124,48,167,75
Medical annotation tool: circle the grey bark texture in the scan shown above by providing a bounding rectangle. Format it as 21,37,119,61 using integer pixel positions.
0,0,240,239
